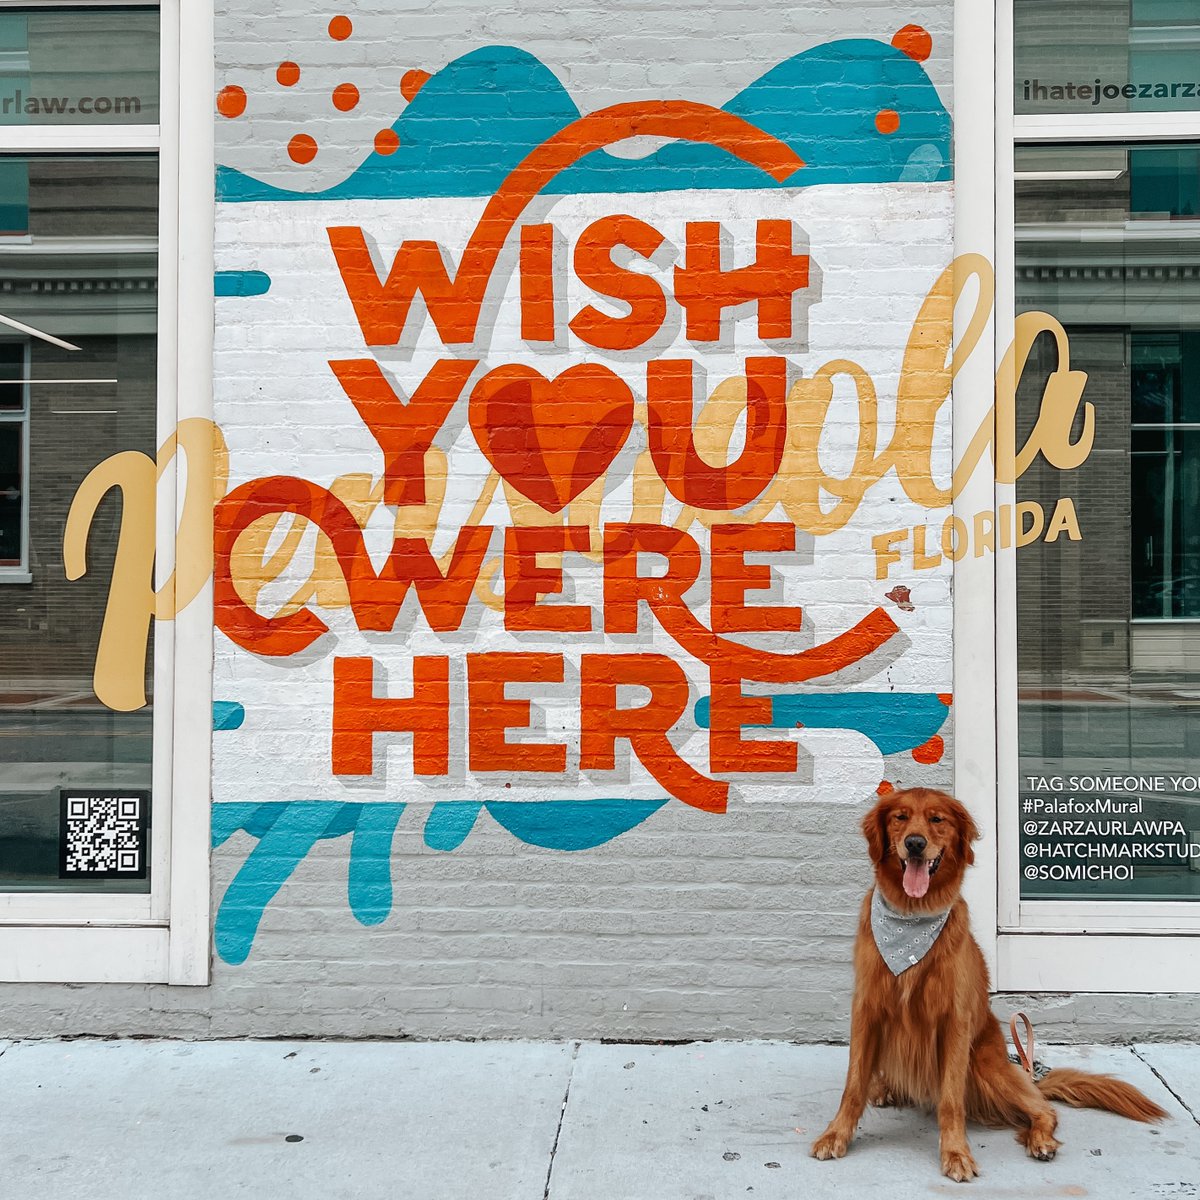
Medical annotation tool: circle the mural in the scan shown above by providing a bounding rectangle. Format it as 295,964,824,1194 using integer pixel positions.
62,19,1092,961
199,24,960,961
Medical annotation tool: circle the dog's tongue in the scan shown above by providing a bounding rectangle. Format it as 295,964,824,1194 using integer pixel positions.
903,858,932,898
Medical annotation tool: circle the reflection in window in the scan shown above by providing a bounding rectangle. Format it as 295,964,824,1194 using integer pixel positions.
0,422,20,563
1016,0,1200,114
1016,143,1200,901
1131,148,1200,218
0,155,156,893
0,340,23,567
0,6,158,126
1132,333,1200,618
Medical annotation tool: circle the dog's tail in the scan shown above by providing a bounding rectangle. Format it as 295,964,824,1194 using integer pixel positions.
1036,1068,1168,1122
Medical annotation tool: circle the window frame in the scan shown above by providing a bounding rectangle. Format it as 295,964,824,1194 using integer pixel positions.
953,0,1002,983
0,0,213,984
992,0,1200,992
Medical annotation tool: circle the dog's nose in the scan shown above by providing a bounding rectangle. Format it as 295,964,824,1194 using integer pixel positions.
904,834,927,857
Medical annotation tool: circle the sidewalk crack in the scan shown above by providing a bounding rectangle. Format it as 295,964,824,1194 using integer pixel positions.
542,1040,580,1200
1131,1046,1199,1127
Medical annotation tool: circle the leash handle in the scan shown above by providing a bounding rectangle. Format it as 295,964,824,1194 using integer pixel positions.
1009,1011,1035,1076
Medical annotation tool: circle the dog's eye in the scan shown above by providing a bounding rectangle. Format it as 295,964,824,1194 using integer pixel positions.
892,812,909,822
930,816,943,824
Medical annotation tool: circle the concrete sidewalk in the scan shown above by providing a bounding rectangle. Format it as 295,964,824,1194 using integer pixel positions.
1,1039,1196,1199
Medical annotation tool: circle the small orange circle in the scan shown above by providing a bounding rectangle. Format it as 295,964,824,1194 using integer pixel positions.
892,24,932,63
332,82,360,112
277,61,300,87
911,734,945,765
374,128,400,156
288,134,318,164
216,85,246,118
400,68,431,103
876,780,895,796
875,108,900,135
328,14,352,40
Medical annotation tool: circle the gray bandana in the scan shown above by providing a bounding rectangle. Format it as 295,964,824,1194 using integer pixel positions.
870,887,951,975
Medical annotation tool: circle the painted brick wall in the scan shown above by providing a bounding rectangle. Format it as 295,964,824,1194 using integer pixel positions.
198,0,959,1036
5,0,1193,1042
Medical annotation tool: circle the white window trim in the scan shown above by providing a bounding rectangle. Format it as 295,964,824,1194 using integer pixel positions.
0,0,213,984
1015,112,1200,142
954,0,1001,982
992,0,1200,992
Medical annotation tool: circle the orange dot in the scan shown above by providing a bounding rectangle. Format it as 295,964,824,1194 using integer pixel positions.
332,82,359,111
374,128,400,156
216,85,246,118
288,134,318,164
937,693,953,707
277,61,300,87
892,23,932,63
875,109,900,135
328,14,352,40
911,734,944,765
876,780,895,796
401,68,432,103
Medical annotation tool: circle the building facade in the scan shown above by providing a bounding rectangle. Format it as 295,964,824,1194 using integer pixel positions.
0,0,1197,1039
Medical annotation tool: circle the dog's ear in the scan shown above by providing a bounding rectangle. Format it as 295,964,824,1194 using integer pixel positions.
862,799,890,864
949,797,981,866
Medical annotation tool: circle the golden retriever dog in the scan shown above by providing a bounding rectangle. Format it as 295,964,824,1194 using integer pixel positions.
812,786,1167,1182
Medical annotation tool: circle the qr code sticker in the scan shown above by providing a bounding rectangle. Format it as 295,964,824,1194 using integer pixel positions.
59,790,149,880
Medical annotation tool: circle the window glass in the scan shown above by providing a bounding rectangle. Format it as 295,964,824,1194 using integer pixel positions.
0,341,22,409
1015,143,1200,901
0,154,157,893
0,5,158,126
0,422,20,563
1015,0,1200,115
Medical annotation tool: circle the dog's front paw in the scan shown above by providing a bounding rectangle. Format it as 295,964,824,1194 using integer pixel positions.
811,1127,850,1160
941,1147,979,1182
1020,1128,1060,1162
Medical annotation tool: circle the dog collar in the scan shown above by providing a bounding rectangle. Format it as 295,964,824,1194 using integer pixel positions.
870,887,951,975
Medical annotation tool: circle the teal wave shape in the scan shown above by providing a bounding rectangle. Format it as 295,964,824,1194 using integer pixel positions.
694,691,950,756
216,40,950,203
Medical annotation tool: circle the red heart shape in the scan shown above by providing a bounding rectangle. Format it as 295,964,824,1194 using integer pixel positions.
469,363,634,513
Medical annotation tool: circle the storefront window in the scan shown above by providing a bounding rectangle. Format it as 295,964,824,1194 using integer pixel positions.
0,0,210,984
1015,142,1200,901
0,5,158,126
1015,0,1200,115
0,120,158,885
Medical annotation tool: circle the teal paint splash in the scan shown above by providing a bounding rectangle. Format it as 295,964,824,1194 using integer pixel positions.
424,802,483,851
214,269,271,296
213,802,355,965
216,40,950,203
212,797,667,962
212,701,245,731
348,804,403,925
694,692,950,756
